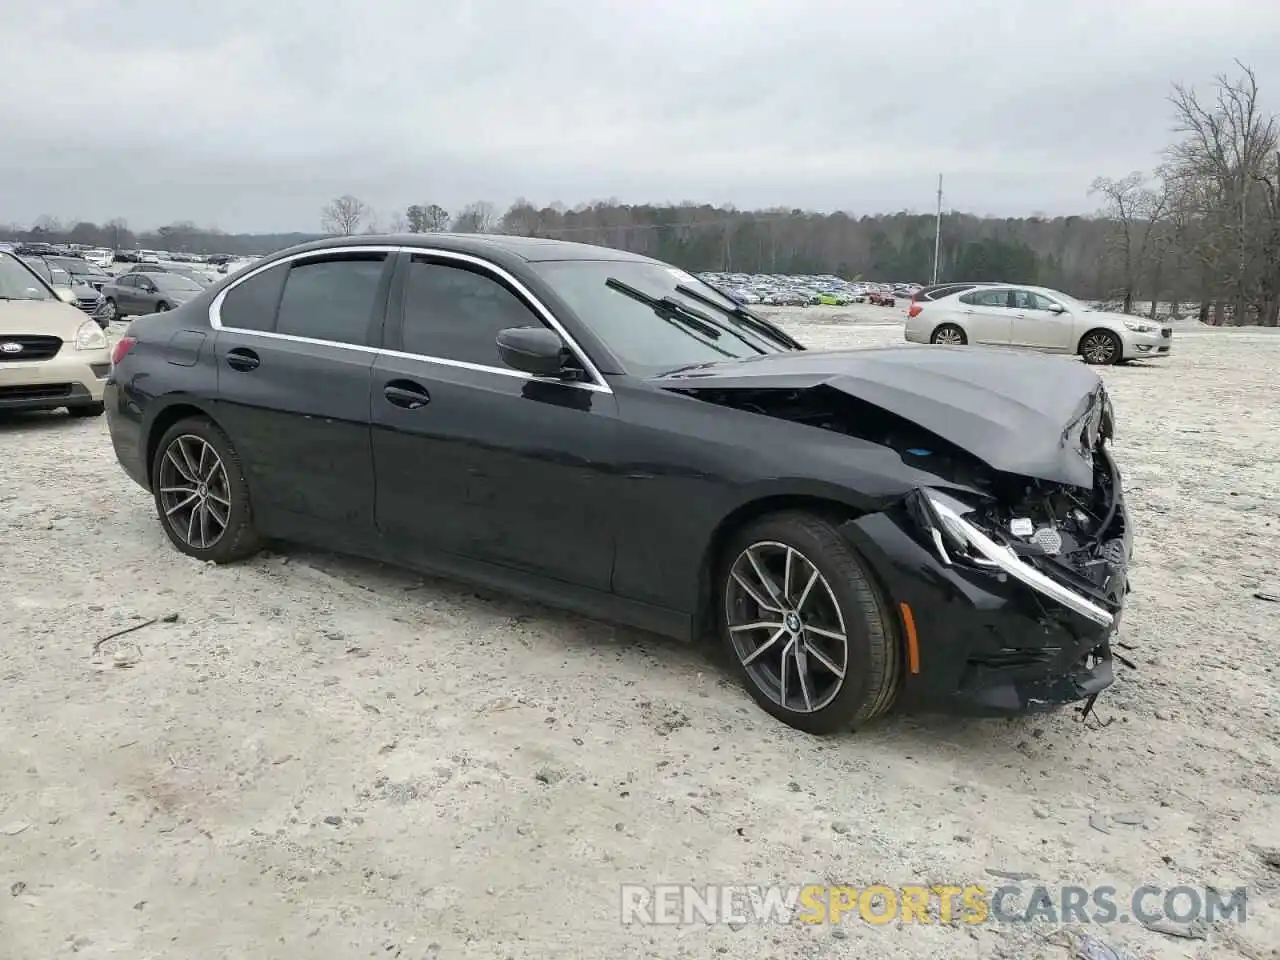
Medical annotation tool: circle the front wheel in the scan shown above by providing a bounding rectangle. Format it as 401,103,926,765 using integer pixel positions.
103,298,118,321
155,301,171,312
718,511,901,734
68,402,105,418
1079,329,1121,364
150,416,262,563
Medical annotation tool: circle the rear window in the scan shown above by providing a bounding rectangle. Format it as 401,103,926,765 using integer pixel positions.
218,264,287,332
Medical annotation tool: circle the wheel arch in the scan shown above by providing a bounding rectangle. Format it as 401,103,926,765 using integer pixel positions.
694,493,869,639
144,399,221,489
1077,326,1121,357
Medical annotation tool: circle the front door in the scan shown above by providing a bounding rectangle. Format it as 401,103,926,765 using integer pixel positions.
211,250,393,545
1009,289,1076,351
371,252,618,590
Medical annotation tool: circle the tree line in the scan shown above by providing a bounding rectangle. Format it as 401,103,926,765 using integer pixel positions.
5,62,1274,324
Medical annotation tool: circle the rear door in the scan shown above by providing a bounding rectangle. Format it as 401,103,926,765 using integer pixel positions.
1009,289,1075,351
956,287,1014,344
211,249,393,546
370,251,619,590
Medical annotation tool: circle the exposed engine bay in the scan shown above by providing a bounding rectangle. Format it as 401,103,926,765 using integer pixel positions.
674,383,1127,604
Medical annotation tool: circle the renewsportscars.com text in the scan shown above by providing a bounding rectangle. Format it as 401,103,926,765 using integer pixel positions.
619,883,1248,927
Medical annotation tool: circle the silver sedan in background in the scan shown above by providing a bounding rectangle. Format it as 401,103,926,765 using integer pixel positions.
904,284,1173,364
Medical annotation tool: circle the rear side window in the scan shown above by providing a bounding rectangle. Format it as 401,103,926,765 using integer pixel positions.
218,265,286,332
400,258,545,366
276,255,387,345
959,288,1011,308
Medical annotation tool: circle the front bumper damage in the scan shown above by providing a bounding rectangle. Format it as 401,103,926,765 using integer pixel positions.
840,448,1132,716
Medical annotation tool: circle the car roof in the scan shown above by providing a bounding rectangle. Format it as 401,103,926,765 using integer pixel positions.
268,233,658,266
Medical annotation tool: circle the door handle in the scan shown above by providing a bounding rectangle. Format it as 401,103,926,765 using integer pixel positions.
225,348,260,372
384,380,431,410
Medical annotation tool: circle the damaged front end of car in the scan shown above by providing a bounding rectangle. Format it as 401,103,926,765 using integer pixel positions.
847,399,1131,716
661,348,1132,715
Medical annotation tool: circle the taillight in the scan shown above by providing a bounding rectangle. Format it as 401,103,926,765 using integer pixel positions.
907,303,922,319
111,336,137,366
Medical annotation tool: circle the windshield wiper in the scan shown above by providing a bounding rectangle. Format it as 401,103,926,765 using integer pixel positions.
605,277,727,341
674,282,805,350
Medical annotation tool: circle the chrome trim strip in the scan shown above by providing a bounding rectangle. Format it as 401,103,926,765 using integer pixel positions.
929,496,1114,628
207,244,613,394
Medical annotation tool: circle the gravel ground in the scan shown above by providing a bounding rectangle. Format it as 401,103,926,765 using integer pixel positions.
2,310,1278,960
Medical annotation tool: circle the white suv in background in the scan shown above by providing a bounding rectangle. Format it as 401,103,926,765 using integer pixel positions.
0,252,111,417
84,248,115,269
904,284,1173,364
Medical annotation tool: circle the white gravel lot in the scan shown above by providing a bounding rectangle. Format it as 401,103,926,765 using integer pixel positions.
2,308,1279,960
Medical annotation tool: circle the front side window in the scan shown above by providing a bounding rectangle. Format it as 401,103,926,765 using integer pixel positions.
1031,291,1065,311
401,258,545,366
275,255,387,345
219,264,286,331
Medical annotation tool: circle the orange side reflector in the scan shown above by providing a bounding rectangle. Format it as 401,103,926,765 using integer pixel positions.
899,602,920,674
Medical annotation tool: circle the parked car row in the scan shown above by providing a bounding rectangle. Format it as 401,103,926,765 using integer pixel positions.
697,271,920,308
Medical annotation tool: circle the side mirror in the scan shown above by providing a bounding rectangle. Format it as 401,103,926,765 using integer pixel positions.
54,287,76,304
496,326,571,378
1049,303,1066,314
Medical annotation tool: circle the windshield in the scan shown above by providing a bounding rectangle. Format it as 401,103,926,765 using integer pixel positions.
153,273,203,292
51,256,106,276
0,253,55,301
1041,288,1091,312
531,259,796,376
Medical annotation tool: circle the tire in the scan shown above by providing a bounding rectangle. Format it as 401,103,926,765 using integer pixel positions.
717,511,901,734
1079,329,1122,365
150,416,262,564
103,298,118,321
68,402,105,418
155,301,171,312
930,324,967,346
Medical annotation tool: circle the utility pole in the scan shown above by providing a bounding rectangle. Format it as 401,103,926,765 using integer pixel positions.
931,174,943,285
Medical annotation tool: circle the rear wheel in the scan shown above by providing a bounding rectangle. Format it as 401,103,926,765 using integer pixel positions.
1079,329,1121,364
930,323,967,345
150,416,262,563
718,511,901,734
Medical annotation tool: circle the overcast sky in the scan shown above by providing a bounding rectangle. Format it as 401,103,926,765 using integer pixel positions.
3,0,1278,233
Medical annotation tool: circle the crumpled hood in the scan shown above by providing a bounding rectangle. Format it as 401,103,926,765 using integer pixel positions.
652,346,1109,487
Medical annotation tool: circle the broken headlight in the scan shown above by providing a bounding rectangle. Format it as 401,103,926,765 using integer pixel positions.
913,488,1114,628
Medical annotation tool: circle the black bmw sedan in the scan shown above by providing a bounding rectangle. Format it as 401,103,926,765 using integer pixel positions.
104,235,1131,734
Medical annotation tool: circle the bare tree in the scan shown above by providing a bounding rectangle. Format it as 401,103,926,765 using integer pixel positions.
1089,172,1169,313
451,201,497,233
321,195,370,236
1167,62,1279,324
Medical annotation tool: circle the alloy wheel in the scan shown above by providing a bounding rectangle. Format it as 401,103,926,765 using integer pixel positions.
933,327,964,345
1081,332,1117,364
724,541,849,713
157,434,232,550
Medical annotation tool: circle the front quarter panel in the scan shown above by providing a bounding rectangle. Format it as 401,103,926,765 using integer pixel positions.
608,382,963,615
